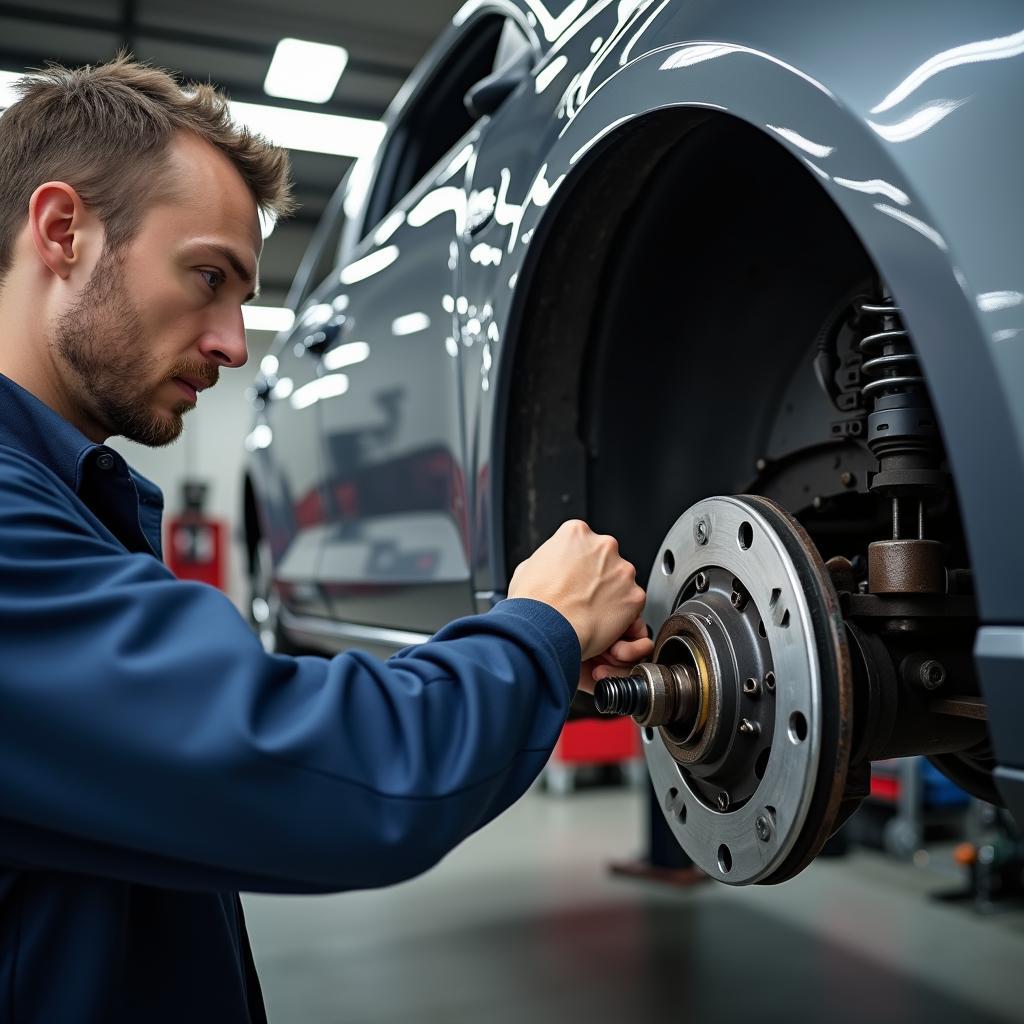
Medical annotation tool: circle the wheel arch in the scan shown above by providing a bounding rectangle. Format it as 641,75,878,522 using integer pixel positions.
490,43,1023,627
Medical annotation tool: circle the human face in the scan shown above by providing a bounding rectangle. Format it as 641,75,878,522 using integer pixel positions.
53,132,261,446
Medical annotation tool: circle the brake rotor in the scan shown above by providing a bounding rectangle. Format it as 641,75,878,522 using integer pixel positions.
642,495,853,884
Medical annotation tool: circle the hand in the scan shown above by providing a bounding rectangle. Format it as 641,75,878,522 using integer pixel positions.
508,519,647,662
578,615,653,694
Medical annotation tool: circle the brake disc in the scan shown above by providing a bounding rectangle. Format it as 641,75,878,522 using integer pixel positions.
640,495,853,884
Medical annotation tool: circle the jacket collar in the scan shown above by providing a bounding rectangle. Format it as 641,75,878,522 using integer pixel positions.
0,371,100,493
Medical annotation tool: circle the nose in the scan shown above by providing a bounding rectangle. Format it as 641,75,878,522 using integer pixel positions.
197,307,249,369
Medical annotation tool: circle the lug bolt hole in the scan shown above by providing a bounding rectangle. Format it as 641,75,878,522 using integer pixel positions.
738,521,753,550
662,549,675,575
789,711,808,743
718,844,733,873
764,671,776,692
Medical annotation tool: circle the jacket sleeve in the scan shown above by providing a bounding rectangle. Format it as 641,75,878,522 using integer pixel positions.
0,451,579,893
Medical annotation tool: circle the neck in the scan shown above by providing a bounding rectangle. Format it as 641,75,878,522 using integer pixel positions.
0,280,107,443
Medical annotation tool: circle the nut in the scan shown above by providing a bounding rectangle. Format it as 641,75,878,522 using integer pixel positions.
919,659,947,691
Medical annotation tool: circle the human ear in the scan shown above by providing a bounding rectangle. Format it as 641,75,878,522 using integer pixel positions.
28,182,98,281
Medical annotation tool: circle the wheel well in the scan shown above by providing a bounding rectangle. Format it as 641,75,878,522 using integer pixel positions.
501,109,878,579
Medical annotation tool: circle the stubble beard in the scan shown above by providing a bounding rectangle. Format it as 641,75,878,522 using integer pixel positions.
54,245,196,447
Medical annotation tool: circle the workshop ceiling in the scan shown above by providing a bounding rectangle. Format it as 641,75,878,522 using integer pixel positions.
0,0,462,308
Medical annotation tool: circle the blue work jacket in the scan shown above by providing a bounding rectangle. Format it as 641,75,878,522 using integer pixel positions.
0,372,580,1023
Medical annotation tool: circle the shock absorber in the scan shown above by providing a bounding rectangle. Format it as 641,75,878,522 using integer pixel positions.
860,288,947,594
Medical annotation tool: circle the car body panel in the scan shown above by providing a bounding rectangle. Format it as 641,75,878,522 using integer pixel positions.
314,138,477,634
246,0,1024,809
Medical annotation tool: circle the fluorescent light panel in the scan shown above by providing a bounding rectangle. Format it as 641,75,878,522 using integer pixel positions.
0,69,383,160
243,306,295,333
229,100,384,159
0,69,20,107
264,38,348,105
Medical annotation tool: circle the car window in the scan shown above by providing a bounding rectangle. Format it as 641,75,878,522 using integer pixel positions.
361,14,518,236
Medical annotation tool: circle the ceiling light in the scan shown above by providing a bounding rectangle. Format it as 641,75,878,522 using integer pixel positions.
0,69,20,108
229,100,385,159
243,306,295,333
264,38,349,105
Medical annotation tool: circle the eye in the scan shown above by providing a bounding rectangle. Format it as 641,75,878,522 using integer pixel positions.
199,268,226,291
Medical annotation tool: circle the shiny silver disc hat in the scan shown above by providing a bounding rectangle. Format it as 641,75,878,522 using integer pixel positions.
635,495,852,885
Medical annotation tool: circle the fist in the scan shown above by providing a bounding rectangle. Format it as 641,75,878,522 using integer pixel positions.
508,520,648,662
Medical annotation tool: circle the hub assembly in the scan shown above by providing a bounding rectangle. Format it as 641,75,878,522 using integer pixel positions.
595,492,990,884
600,495,854,884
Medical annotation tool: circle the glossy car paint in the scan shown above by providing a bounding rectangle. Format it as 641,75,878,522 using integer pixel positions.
246,1,1024,814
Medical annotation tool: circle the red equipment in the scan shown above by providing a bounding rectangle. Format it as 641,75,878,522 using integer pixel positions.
165,480,227,591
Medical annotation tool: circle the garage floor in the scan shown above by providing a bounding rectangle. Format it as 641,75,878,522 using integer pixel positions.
244,784,1024,1024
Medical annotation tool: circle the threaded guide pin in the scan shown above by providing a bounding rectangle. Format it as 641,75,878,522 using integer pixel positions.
593,676,649,717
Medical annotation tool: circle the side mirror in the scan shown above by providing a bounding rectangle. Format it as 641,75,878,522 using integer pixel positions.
464,51,533,120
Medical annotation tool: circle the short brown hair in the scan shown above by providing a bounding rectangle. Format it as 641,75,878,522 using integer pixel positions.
0,54,295,280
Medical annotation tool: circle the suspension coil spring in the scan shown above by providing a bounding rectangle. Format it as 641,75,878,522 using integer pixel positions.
858,287,945,503
858,297,923,400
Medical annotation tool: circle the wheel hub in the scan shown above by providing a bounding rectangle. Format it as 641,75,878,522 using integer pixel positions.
620,495,853,884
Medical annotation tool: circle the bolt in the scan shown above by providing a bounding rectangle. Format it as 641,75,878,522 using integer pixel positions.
764,671,776,692
695,517,710,546
743,677,761,698
716,791,730,812
840,471,857,488
694,571,709,593
919,659,947,691
756,815,772,842
739,718,761,737
731,586,749,612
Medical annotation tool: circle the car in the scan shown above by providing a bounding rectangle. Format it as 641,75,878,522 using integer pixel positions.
242,0,1024,884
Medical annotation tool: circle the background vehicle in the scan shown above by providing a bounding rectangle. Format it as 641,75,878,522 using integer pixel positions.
243,0,1024,882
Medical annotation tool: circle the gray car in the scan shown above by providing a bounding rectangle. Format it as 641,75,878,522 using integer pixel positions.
243,0,1024,883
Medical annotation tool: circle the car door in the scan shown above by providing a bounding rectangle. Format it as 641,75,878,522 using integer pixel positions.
250,193,347,624
312,11,537,639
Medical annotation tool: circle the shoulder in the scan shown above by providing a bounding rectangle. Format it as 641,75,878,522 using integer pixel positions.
0,442,72,499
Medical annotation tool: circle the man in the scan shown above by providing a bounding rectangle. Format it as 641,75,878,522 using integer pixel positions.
0,57,653,1023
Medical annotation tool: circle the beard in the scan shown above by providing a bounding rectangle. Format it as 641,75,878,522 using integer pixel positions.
53,245,216,447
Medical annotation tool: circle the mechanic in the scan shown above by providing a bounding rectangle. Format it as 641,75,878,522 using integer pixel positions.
0,58,654,1024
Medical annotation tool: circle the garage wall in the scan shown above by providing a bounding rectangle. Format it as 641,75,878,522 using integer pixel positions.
110,332,275,612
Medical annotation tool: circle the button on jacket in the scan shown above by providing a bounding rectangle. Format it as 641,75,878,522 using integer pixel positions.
0,372,580,1023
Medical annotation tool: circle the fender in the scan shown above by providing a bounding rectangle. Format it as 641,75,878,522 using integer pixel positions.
472,1,1024,631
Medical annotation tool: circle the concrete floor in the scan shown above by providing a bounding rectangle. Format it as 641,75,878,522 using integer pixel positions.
244,784,1024,1024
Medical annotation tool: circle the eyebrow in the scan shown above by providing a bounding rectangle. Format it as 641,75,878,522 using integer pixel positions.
203,243,260,303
